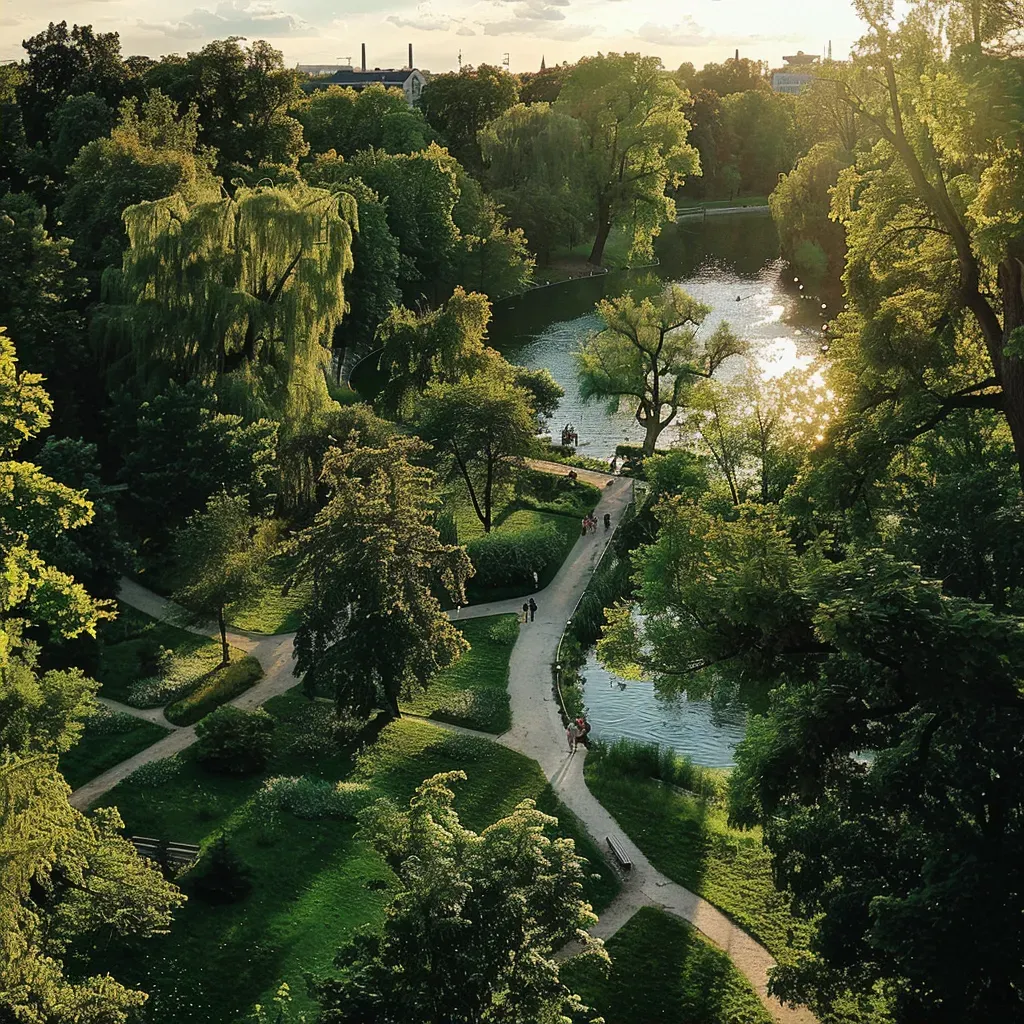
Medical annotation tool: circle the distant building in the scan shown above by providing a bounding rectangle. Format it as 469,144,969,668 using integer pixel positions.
771,50,820,94
301,43,427,106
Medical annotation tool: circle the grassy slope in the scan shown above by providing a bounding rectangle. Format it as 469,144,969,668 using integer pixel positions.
60,709,169,791
96,706,618,1024
584,753,811,962
96,604,250,709
563,906,773,1024
400,614,517,732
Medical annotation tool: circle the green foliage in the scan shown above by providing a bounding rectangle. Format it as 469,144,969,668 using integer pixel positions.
717,90,799,197
291,434,471,717
58,705,168,790
195,705,275,775
417,361,538,532
253,775,373,822
113,381,277,545
419,63,520,170
164,655,263,726
190,835,253,904
466,525,564,589
563,907,774,1024
310,770,608,1023
557,53,699,264
578,283,747,454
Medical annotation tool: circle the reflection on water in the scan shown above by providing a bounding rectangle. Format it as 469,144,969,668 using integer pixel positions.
491,213,824,459
579,649,746,768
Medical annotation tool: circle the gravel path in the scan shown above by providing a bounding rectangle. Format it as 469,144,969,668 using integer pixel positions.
70,466,813,1021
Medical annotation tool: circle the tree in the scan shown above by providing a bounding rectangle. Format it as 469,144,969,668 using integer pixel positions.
195,705,274,774
518,62,575,105
376,287,491,419
60,89,220,285
47,91,115,173
114,381,277,544
693,57,769,96
479,102,589,263
769,142,851,286
97,183,357,422
0,326,184,1023
419,64,519,170
557,53,699,266
417,364,538,534
290,435,471,717
717,90,799,196
577,284,747,455
293,83,436,158
822,0,1024,487
173,492,274,665
312,771,607,1023
0,190,88,416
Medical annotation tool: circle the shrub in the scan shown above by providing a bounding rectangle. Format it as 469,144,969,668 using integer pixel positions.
590,738,727,804
253,775,373,821
164,656,264,726
190,835,252,904
466,524,565,588
487,614,520,646
128,753,186,787
195,706,275,775
283,701,362,758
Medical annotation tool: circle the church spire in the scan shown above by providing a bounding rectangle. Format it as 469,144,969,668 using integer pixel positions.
540,54,546,71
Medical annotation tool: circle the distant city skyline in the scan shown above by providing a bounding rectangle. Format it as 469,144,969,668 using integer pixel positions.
0,0,864,73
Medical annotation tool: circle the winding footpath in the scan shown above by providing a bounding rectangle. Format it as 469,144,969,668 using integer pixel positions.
70,461,813,1023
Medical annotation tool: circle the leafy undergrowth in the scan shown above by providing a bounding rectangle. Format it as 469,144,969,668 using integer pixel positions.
94,704,618,1024
584,742,811,963
400,614,517,732
563,906,773,1024
226,554,311,634
59,706,169,790
164,656,264,725
96,603,249,709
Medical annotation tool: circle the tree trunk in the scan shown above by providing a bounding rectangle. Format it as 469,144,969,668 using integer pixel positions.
218,605,230,668
385,689,401,720
589,201,612,266
483,448,494,533
642,417,662,456
996,257,1024,491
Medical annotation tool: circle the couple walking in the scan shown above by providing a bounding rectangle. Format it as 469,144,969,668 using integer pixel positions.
520,598,537,624
566,716,592,753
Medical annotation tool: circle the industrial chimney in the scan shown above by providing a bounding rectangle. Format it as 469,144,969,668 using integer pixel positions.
361,43,366,71
408,43,413,69
734,48,739,61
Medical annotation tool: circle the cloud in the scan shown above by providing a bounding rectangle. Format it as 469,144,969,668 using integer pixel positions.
479,0,591,38
636,17,707,48
137,0,308,41
387,5,459,32
456,25,477,36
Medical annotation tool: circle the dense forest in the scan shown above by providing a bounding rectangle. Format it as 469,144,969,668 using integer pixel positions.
2,0,1024,1021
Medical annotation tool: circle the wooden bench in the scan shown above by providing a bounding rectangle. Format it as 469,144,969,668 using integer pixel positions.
606,835,632,872
131,836,200,871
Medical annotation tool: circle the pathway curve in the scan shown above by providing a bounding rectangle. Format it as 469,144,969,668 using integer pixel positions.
71,467,812,1022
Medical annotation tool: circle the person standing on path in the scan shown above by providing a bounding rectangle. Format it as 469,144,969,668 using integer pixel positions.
528,598,537,622
566,719,580,753
522,602,529,624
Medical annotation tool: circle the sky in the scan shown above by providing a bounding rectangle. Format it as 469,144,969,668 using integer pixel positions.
0,0,865,73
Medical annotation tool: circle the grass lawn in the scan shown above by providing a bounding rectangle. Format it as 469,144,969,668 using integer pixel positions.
60,706,169,791
584,748,811,963
563,906,773,1024
400,614,517,732
96,603,251,709
225,553,311,634
95,705,619,1024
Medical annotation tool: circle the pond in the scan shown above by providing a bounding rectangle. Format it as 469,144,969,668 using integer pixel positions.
490,211,828,460
577,649,746,768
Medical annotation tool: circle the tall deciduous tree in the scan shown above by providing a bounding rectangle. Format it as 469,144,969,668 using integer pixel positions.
312,771,607,1023
291,435,470,717
0,326,184,1023
577,284,747,454
417,364,538,534
97,183,356,421
419,64,519,170
557,53,699,265
173,492,274,665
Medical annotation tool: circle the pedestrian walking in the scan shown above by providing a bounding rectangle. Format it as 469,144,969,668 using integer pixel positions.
528,597,537,622
532,570,539,589
604,512,611,531
581,517,588,537
522,602,529,624
566,719,580,753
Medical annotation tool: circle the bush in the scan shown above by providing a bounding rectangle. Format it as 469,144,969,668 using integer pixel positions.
190,835,252,904
195,705,275,775
164,656,264,726
253,775,373,822
466,524,566,588
283,701,362,758
128,753,186,787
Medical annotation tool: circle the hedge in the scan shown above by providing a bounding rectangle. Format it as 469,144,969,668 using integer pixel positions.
466,524,566,589
164,656,264,726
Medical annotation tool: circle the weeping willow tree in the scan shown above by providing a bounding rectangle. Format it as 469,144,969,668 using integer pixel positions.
97,184,357,422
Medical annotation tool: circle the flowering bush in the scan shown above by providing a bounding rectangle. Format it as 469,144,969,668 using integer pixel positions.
253,775,373,821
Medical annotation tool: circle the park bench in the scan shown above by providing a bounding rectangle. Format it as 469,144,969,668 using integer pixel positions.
130,836,200,871
606,835,632,872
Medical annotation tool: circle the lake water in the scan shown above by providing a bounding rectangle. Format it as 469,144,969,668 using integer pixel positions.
490,211,826,460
